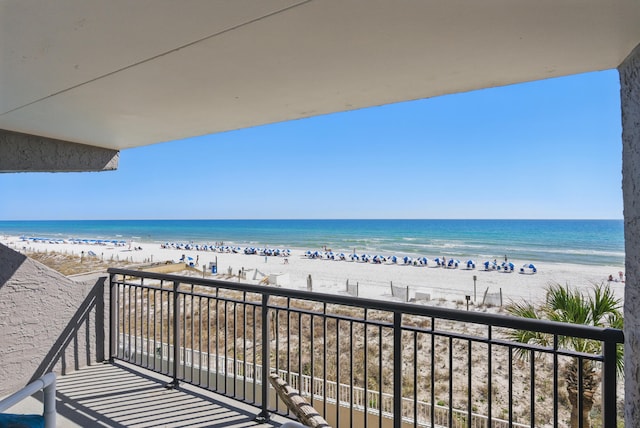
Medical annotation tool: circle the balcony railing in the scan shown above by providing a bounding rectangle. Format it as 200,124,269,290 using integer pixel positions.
107,268,623,428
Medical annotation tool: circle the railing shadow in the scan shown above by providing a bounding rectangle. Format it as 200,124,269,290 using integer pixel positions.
29,276,106,383
54,361,287,427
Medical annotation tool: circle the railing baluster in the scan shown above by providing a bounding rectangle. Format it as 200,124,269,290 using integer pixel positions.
430,318,435,428
159,284,163,372
243,292,248,400
578,357,583,428
467,338,472,428
108,273,116,362
298,310,302,401
252,301,257,403
413,331,417,428
198,295,202,386
487,325,493,427
393,311,402,428
167,280,179,389
602,329,618,428
223,299,228,394
448,336,453,428
233,300,237,398
364,309,368,428
152,287,156,372
215,295,219,391
286,298,291,398
190,284,194,383
378,322,382,428
207,296,211,389
336,316,340,428
530,349,535,427
553,335,558,428
324,302,328,422
350,320,353,427
508,346,513,428
255,293,270,423
127,280,132,361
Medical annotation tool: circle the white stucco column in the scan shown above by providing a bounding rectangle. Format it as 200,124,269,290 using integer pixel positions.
620,42,640,427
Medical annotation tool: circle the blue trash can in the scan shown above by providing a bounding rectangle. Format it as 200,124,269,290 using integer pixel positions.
211,265,217,274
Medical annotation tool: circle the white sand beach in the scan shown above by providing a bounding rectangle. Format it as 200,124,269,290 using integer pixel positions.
2,235,625,307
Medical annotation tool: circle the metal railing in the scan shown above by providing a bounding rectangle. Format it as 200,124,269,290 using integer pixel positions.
0,372,56,428
108,268,624,428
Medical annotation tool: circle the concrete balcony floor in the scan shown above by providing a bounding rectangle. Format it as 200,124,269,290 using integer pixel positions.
6,361,290,427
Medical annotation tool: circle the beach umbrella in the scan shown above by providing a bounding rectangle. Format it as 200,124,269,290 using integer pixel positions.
484,261,497,270
390,255,397,263
466,260,476,268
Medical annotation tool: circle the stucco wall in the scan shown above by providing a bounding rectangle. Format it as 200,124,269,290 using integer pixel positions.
620,42,640,427
0,243,107,396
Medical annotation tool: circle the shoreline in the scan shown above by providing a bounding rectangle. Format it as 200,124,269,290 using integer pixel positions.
2,235,626,307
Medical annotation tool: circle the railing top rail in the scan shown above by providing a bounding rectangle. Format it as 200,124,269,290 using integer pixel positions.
108,268,624,344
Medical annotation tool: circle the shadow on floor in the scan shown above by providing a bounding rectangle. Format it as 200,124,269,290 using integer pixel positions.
55,361,288,428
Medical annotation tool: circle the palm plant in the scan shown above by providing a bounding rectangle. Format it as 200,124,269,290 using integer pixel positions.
506,283,623,428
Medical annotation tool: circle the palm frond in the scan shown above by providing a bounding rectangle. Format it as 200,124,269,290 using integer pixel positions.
508,283,624,374
589,283,622,327
505,301,552,357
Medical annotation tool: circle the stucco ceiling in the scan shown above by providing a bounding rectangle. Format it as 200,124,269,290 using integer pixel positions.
2,0,640,150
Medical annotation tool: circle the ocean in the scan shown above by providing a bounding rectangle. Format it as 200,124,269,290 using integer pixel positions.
0,219,624,267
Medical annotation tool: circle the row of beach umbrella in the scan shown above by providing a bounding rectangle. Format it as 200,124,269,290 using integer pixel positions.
304,251,472,269
303,250,537,273
162,242,292,257
20,236,127,246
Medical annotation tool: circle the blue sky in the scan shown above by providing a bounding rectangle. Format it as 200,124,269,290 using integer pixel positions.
0,70,623,220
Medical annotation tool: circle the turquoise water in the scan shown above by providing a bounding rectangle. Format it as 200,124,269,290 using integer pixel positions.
0,219,624,266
